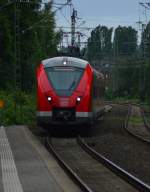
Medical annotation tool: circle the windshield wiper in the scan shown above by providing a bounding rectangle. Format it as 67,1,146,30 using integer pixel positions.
69,81,76,90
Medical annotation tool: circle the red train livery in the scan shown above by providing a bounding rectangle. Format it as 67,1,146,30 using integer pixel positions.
36,56,105,126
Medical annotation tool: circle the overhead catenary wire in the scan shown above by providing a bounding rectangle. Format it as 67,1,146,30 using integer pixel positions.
21,0,72,34
59,9,71,25
0,0,72,33
0,1,13,11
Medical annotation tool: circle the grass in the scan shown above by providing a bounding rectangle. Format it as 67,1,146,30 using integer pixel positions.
145,114,150,125
129,117,143,126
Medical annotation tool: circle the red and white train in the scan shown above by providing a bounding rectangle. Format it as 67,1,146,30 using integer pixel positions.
36,56,105,126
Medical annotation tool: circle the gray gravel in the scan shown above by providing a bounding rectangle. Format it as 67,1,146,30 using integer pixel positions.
52,138,138,192
85,104,150,185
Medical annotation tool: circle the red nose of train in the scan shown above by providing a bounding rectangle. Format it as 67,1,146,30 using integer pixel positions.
45,93,84,108
37,56,94,124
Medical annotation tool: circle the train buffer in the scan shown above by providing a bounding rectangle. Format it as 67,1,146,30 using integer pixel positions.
104,105,112,113
0,125,81,192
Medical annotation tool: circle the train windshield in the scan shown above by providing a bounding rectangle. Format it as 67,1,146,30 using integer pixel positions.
45,67,84,96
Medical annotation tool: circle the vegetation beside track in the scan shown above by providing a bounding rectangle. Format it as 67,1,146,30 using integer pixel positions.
1,89,150,126
0,91,36,125
105,89,150,105
129,117,143,126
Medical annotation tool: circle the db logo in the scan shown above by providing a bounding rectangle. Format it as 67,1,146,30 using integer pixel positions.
60,98,69,107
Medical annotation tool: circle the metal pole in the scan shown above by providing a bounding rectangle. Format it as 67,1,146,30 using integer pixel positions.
14,1,17,89
71,8,76,47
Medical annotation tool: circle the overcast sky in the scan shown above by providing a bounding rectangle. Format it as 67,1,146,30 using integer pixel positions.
53,0,150,42
73,0,139,27
54,0,150,28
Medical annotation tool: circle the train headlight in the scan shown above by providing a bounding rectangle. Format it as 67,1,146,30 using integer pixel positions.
76,97,81,102
63,61,67,65
47,96,52,102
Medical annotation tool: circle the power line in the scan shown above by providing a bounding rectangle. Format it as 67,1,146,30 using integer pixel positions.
139,2,150,10
12,0,71,90
56,26,95,30
0,1,13,11
59,9,70,25
0,1,72,33
21,0,72,33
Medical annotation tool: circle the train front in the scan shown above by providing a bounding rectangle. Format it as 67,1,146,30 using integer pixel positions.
36,57,93,126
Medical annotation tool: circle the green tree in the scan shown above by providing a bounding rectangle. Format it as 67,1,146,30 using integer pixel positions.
0,0,60,91
87,25,113,63
112,26,138,96
113,26,137,56
0,1,14,89
141,22,150,58
140,22,150,100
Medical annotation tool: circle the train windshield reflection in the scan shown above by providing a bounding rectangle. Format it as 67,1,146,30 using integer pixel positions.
46,67,84,96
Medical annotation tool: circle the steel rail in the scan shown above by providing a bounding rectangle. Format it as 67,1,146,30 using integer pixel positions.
141,107,150,130
105,101,150,129
106,101,150,143
45,136,93,192
124,104,132,129
124,102,150,131
124,104,150,144
77,136,150,192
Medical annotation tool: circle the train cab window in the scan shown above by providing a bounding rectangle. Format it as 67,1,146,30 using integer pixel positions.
45,67,84,96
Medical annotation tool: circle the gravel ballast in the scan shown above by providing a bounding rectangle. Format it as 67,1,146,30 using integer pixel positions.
85,104,150,185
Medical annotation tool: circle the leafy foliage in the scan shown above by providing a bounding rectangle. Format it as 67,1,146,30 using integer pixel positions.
0,0,59,91
0,91,36,125
141,22,150,58
0,1,62,125
87,25,113,63
113,26,137,56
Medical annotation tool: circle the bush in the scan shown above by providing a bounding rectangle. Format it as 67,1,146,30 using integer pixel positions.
0,91,36,125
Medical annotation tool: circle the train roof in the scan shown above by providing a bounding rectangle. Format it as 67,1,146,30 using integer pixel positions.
42,57,88,69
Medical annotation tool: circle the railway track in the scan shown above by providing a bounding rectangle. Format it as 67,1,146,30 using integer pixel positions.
85,103,150,185
124,105,150,143
45,136,150,192
141,107,150,130
31,104,150,191
106,102,150,143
